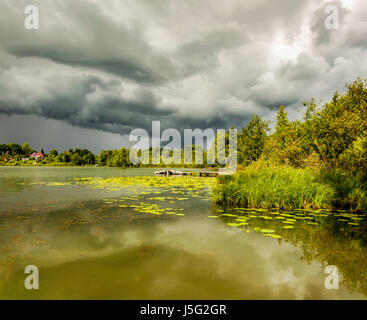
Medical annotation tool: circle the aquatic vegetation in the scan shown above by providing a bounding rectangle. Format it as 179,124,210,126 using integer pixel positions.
213,167,335,210
227,223,242,227
73,176,216,218
260,229,275,233
214,204,366,245
263,233,280,239
282,220,295,224
74,176,216,195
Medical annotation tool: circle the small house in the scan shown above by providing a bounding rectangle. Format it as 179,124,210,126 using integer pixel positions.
30,152,44,159
30,152,44,163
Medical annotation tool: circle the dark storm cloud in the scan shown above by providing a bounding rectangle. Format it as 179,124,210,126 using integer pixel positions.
0,0,173,84
0,114,130,153
0,64,171,134
0,49,247,135
0,0,366,151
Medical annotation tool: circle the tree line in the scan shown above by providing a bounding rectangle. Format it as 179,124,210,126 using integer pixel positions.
236,78,367,181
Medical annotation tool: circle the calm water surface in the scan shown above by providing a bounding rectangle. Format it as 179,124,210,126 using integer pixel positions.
0,167,366,299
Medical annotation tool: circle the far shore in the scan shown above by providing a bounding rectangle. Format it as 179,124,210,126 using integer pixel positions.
0,164,220,170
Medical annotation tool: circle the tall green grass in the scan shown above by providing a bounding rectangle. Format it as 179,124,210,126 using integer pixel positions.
213,167,335,210
317,169,367,211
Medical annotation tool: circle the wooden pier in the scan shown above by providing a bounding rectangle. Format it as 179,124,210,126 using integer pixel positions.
154,169,232,177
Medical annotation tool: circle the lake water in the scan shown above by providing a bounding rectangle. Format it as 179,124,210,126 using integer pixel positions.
0,167,366,299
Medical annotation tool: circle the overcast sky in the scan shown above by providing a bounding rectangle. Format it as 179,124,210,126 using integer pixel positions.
0,0,366,153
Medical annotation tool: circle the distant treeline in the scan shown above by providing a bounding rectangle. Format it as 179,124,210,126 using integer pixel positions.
0,144,129,167
0,143,215,167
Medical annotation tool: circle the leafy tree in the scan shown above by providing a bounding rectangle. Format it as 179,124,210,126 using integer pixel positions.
262,106,305,167
311,79,367,168
238,114,269,166
21,143,33,157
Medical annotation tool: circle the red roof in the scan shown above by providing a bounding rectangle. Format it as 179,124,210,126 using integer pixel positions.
31,152,44,158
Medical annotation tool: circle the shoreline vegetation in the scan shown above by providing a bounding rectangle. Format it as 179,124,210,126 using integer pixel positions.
215,79,367,212
1,79,366,211
214,167,336,210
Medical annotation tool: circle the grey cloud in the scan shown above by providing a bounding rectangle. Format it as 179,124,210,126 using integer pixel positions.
0,0,367,151
0,0,256,85
311,1,350,47
0,67,170,134
0,114,130,153
279,53,330,82
176,24,249,77
231,0,316,37
0,52,248,136
1,0,173,84
310,0,353,67
344,25,367,50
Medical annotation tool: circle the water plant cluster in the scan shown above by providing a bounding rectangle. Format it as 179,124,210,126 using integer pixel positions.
74,176,216,216
209,206,366,240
